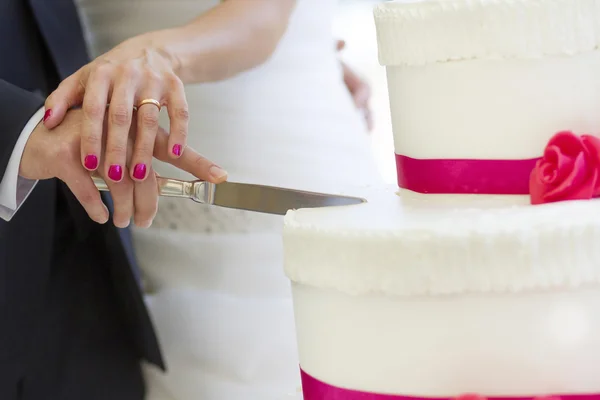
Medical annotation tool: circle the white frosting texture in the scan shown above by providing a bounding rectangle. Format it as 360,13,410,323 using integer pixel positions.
283,187,600,296
374,0,600,66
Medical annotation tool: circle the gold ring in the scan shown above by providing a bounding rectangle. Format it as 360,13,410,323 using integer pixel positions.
137,98,161,111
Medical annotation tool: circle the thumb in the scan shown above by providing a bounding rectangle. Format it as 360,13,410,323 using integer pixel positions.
43,70,86,129
153,127,228,184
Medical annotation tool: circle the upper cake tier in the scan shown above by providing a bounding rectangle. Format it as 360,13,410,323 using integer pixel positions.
374,0,600,67
374,0,600,198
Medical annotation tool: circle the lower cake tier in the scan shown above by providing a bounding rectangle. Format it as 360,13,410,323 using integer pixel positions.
292,282,600,397
283,186,600,397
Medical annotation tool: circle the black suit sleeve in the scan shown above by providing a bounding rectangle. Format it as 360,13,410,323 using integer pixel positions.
0,79,44,179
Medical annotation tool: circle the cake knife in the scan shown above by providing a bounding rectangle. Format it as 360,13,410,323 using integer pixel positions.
92,176,366,215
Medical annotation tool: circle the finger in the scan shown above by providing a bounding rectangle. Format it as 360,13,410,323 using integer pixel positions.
154,127,227,183
131,89,162,182
336,39,346,52
80,65,113,172
105,66,140,182
62,169,109,224
43,68,87,129
165,76,189,159
102,115,136,228
133,168,159,228
104,173,135,228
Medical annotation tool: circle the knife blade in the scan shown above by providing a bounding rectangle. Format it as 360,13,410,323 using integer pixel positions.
92,176,366,215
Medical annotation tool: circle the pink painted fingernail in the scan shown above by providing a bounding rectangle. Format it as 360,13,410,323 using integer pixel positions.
43,109,52,123
133,163,147,180
172,144,182,157
108,165,123,182
84,154,98,170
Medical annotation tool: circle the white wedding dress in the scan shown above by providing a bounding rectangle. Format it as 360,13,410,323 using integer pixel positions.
76,0,381,398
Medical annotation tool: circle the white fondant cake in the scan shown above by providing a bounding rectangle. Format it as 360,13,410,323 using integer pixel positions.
283,0,600,398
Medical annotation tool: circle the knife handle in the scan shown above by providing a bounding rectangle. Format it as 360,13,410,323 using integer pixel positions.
92,175,197,199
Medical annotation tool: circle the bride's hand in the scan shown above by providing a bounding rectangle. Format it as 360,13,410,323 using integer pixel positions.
43,0,295,182
42,32,188,182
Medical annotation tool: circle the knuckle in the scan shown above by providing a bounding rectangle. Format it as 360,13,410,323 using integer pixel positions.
107,142,128,158
119,63,140,81
83,101,105,119
143,69,162,85
82,133,102,148
134,143,153,160
60,74,76,87
166,73,183,89
140,111,159,129
110,105,132,126
173,107,189,123
92,62,114,80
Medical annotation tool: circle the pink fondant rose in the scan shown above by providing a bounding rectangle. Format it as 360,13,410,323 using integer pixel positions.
530,131,600,205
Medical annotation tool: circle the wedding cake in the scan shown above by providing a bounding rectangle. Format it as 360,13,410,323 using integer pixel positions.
283,0,600,398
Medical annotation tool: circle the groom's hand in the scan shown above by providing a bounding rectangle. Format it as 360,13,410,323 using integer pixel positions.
20,109,112,224
19,108,228,227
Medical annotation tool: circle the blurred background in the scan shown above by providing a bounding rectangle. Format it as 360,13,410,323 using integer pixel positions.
335,0,396,184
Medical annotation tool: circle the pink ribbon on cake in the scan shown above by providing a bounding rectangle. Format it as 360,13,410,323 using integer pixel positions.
301,369,600,400
395,154,540,194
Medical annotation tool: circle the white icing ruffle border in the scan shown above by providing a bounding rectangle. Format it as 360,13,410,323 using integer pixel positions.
283,198,600,297
374,0,600,66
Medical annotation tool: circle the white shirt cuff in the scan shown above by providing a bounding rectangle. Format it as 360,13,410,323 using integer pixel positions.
0,107,44,221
